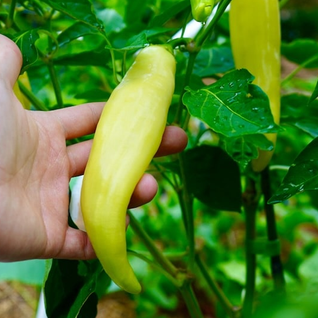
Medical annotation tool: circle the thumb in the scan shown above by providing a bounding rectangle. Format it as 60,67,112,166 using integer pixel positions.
0,34,23,87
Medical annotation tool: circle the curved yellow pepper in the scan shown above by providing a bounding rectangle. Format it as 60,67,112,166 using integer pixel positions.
13,72,31,110
80,45,176,294
190,0,214,22
230,0,281,172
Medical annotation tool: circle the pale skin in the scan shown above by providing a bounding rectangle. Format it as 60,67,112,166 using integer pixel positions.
0,35,188,262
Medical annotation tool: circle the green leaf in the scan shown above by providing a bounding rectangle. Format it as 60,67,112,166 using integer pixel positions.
108,28,176,51
125,0,147,25
293,119,318,138
104,0,127,17
74,89,110,102
218,260,246,285
222,134,273,171
54,50,111,66
299,247,318,281
281,39,318,68
122,32,148,50
44,259,110,318
127,28,176,46
183,145,242,212
97,8,126,34
281,94,318,137
281,94,310,118
183,69,280,138
269,137,318,204
193,46,234,77
42,0,103,29
149,0,189,27
308,79,318,105
13,30,40,72
57,22,103,47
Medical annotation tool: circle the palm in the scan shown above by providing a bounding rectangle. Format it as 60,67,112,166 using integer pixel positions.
0,90,97,260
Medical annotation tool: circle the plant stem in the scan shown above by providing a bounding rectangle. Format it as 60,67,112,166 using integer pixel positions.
128,210,178,278
18,80,49,111
196,254,238,317
101,33,119,85
6,0,18,29
47,61,63,108
177,153,196,273
173,51,198,125
128,212,203,318
152,162,176,190
261,167,285,292
242,177,259,318
281,54,318,85
177,191,190,235
195,0,232,48
168,37,192,49
179,282,204,318
127,250,181,287
171,49,197,275
8,0,17,21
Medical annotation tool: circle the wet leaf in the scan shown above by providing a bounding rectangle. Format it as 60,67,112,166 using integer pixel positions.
308,78,318,105
44,259,110,318
183,69,280,138
57,22,103,47
42,0,103,30
222,134,273,171
183,145,242,212
269,137,318,204
194,46,234,77
13,29,39,72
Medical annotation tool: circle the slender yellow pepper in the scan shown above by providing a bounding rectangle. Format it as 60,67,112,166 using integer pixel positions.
13,72,31,110
190,0,214,22
80,45,176,294
230,0,281,172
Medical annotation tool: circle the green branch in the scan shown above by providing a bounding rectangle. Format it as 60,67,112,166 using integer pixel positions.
128,211,205,318
47,60,64,108
196,254,239,318
281,54,318,85
173,51,198,126
100,33,119,85
18,80,49,111
128,250,181,287
242,177,260,317
177,153,195,273
128,210,179,278
261,167,285,292
179,282,204,318
7,0,17,28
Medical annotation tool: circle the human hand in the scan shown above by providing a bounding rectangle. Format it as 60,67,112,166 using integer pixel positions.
0,35,187,262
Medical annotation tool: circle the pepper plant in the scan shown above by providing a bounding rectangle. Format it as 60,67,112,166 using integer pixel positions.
1,0,318,317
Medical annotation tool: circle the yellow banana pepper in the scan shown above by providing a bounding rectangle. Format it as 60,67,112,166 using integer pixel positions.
230,0,281,172
80,45,176,294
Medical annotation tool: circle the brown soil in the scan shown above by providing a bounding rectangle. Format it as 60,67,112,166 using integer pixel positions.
0,281,40,318
0,281,137,318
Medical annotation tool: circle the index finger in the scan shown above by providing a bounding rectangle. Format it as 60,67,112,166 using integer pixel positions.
53,102,105,140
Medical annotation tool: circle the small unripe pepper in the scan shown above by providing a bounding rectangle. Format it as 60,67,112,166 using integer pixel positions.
80,45,176,294
190,0,214,22
230,0,281,172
